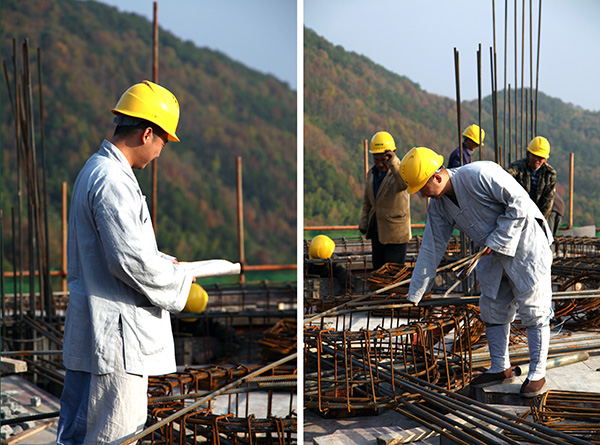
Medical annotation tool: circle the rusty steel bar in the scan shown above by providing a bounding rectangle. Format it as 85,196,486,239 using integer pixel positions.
151,2,159,234
237,156,246,283
534,0,542,134
364,138,368,179
62,181,67,293
454,47,462,165
569,152,574,229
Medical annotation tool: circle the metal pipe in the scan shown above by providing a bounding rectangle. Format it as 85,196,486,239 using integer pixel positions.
520,0,525,151
514,351,589,376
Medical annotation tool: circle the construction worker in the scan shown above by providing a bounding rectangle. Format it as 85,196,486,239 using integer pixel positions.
358,131,411,270
399,147,553,398
448,124,485,168
57,81,197,444
507,136,557,220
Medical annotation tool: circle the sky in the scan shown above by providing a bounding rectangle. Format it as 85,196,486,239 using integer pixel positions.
305,0,600,112
95,0,599,111
95,0,298,90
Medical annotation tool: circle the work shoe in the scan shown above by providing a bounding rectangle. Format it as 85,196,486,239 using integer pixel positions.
520,377,547,398
470,368,515,388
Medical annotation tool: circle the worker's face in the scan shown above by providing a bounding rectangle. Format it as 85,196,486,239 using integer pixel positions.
134,128,168,169
419,174,444,199
527,151,547,170
373,153,389,173
464,137,479,151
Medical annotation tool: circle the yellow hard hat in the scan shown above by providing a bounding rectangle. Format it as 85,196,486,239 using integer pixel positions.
527,136,550,158
182,283,209,322
399,147,444,194
462,124,485,146
369,131,397,154
112,80,181,142
309,235,335,260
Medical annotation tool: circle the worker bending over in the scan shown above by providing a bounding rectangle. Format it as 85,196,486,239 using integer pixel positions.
399,147,553,398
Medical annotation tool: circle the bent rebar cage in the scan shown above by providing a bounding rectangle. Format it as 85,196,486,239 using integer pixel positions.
145,364,297,444
304,307,475,415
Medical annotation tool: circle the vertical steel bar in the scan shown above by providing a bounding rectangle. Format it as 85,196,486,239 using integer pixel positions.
503,0,508,166
514,0,519,158
14,38,24,318
363,139,368,179
569,153,574,229
12,209,18,318
529,0,534,138
534,0,542,134
454,48,462,163
237,157,245,283
520,0,526,153
62,182,67,294
38,47,52,321
477,45,482,161
1,210,4,316
508,84,512,165
151,2,159,234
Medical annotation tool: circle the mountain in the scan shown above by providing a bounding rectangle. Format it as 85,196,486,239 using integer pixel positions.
304,27,600,228
1,0,297,271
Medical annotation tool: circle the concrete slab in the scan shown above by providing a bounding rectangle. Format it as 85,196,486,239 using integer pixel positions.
1,375,59,444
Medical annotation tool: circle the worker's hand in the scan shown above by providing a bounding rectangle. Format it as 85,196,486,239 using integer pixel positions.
384,149,395,162
407,295,419,307
481,246,495,256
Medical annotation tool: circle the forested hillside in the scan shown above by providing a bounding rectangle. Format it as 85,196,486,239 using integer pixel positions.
304,27,600,227
1,0,297,270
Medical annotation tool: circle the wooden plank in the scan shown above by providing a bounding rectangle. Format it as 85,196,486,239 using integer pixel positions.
1,358,27,374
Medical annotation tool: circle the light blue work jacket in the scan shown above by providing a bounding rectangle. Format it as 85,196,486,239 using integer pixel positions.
408,161,553,304
64,140,192,375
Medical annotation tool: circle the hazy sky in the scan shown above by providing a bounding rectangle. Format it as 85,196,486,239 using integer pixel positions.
305,0,600,112
95,0,298,90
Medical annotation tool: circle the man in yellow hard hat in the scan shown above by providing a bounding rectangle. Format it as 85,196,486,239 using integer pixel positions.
447,124,485,168
57,81,197,444
399,147,553,398
358,131,411,270
507,136,557,219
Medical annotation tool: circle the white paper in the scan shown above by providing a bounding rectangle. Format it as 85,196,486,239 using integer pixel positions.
178,260,241,278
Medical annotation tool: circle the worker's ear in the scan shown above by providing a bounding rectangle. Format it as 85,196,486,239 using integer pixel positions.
141,126,154,144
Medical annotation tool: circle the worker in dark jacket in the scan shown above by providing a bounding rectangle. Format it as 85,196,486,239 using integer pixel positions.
507,136,557,219
448,124,485,168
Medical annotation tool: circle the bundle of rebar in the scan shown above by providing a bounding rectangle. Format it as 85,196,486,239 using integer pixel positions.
258,318,297,362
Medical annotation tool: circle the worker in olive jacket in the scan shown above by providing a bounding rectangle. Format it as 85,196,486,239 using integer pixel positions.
507,136,557,219
359,131,411,270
